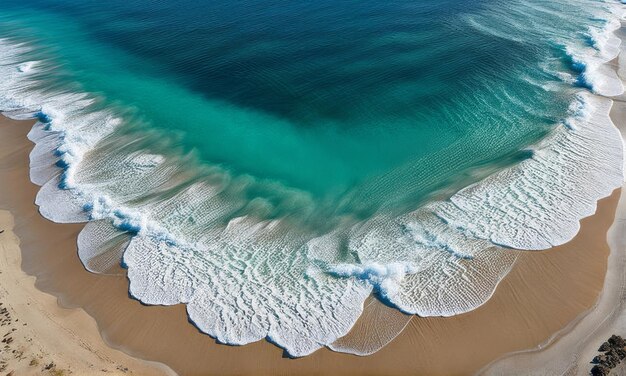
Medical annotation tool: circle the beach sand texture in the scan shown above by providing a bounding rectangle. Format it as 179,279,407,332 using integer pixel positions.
0,208,172,376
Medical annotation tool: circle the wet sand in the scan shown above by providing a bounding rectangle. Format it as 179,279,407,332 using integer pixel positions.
0,113,619,375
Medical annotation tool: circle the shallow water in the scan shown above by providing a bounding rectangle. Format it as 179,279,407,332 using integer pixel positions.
0,0,623,357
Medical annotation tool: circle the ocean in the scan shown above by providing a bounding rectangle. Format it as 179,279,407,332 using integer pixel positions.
0,0,623,357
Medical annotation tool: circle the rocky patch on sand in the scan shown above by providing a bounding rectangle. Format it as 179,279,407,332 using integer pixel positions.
591,335,626,375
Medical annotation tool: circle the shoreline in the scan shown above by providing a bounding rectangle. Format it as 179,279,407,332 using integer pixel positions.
480,18,626,374
0,118,174,376
0,3,624,375
0,113,621,374
0,209,173,376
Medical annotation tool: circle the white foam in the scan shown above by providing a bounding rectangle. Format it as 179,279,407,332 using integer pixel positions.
565,7,625,97
77,220,130,274
130,153,165,169
328,262,418,304
438,94,622,250
17,61,37,73
124,217,372,357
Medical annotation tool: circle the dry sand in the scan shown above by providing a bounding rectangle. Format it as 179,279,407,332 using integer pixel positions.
0,209,173,376
0,112,620,376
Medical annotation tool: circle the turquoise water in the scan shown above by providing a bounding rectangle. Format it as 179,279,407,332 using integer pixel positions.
0,0,623,357
0,1,569,209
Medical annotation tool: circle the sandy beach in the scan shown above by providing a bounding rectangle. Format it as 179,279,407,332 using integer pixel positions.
0,208,172,376
0,111,621,375
0,6,623,375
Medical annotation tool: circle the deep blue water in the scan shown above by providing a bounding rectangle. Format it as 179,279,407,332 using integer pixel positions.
0,0,572,208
